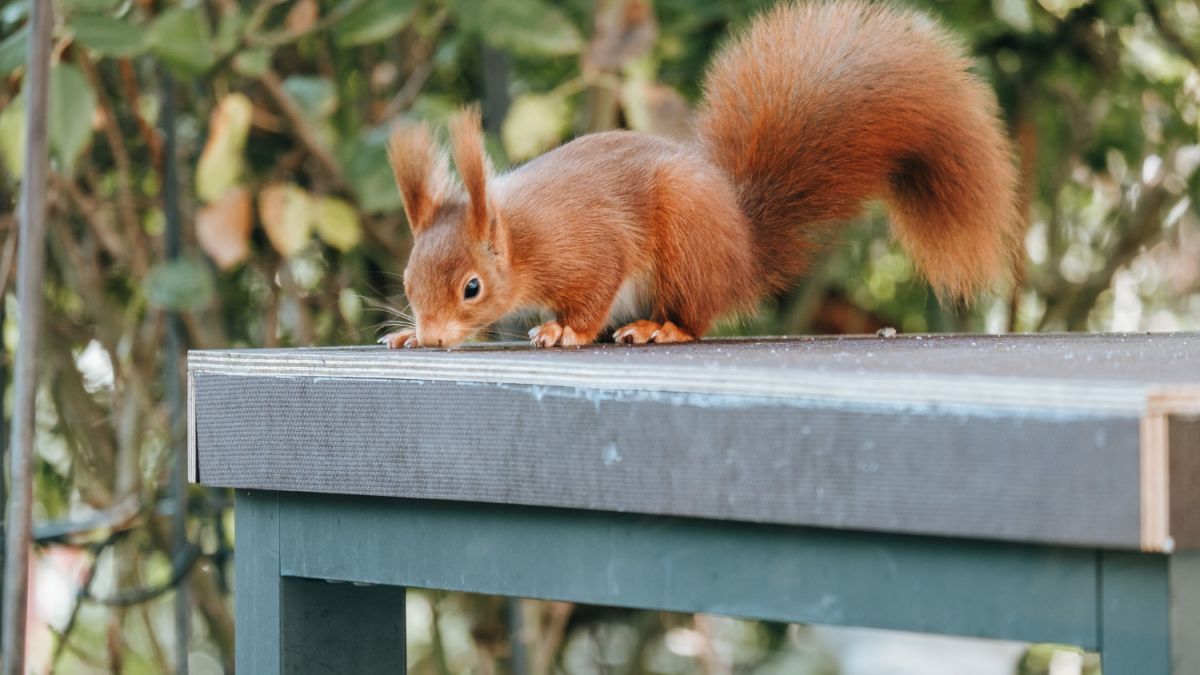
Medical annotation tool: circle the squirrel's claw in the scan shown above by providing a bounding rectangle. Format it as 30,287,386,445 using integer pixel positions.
614,320,695,345
613,320,659,345
529,321,564,348
380,330,418,349
530,321,591,348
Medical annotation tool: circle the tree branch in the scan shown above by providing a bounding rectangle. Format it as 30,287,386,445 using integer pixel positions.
257,71,347,190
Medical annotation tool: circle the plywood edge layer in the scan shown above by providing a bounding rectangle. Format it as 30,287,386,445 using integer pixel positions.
1141,388,1200,552
187,351,1147,417
187,370,197,484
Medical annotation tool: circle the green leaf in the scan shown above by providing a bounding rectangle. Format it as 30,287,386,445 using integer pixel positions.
213,8,246,56
282,76,337,120
148,7,216,76
339,135,402,213
333,0,416,47
0,95,25,179
451,0,582,56
144,257,216,312
0,25,26,76
69,14,149,57
1,2,28,24
49,65,97,171
60,0,124,11
502,93,570,161
312,196,362,252
232,49,272,77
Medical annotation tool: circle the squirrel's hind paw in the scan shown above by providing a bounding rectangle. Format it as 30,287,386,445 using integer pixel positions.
613,320,695,345
379,330,418,349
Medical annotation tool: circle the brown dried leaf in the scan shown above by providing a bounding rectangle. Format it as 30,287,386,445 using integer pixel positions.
258,183,312,257
285,0,319,36
196,187,253,270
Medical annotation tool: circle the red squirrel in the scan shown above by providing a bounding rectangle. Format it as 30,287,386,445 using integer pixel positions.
381,0,1020,349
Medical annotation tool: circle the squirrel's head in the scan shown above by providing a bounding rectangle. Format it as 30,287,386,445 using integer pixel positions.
388,109,513,348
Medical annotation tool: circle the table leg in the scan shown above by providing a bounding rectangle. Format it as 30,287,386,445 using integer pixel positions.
237,491,407,673
1099,551,1200,674
281,577,406,674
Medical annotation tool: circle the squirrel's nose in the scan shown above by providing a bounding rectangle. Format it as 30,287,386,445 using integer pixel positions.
416,322,458,348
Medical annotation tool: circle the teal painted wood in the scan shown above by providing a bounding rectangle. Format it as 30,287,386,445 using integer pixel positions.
236,490,281,674
272,491,1100,648
281,578,406,674
1099,552,1170,674
1167,552,1200,674
1095,552,1200,675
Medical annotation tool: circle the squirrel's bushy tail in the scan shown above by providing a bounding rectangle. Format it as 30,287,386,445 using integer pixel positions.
697,0,1020,299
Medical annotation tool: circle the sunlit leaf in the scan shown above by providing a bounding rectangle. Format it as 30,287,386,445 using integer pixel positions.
312,196,362,252
69,14,149,57
49,65,97,171
451,0,583,56
196,93,254,204
144,257,216,312
0,95,25,179
258,183,312,257
334,0,416,47
197,188,253,270
0,25,26,76
502,93,570,161
232,49,272,77
338,287,362,323
1,2,28,23
149,7,216,76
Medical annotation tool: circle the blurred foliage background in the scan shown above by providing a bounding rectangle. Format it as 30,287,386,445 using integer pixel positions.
0,0,1195,671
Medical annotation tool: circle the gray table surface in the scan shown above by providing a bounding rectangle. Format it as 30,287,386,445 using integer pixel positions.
189,332,1200,551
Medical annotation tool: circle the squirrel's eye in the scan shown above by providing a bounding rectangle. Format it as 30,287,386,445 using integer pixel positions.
464,277,481,300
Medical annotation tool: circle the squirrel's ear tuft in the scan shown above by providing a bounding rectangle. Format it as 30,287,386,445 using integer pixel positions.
387,121,450,235
448,107,493,243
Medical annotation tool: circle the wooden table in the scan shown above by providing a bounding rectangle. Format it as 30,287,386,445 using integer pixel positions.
187,333,1200,674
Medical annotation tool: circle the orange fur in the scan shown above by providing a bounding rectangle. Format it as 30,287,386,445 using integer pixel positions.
386,121,449,234
384,0,1019,349
698,1,1021,299
447,107,493,243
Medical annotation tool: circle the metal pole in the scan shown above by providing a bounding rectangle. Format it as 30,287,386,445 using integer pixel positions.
158,66,190,675
0,270,8,658
1,0,53,672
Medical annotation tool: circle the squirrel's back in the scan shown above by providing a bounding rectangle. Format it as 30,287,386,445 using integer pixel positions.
697,1,1020,299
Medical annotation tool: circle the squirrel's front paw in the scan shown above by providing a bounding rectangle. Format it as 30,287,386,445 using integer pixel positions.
529,321,591,348
613,320,695,345
378,330,418,349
